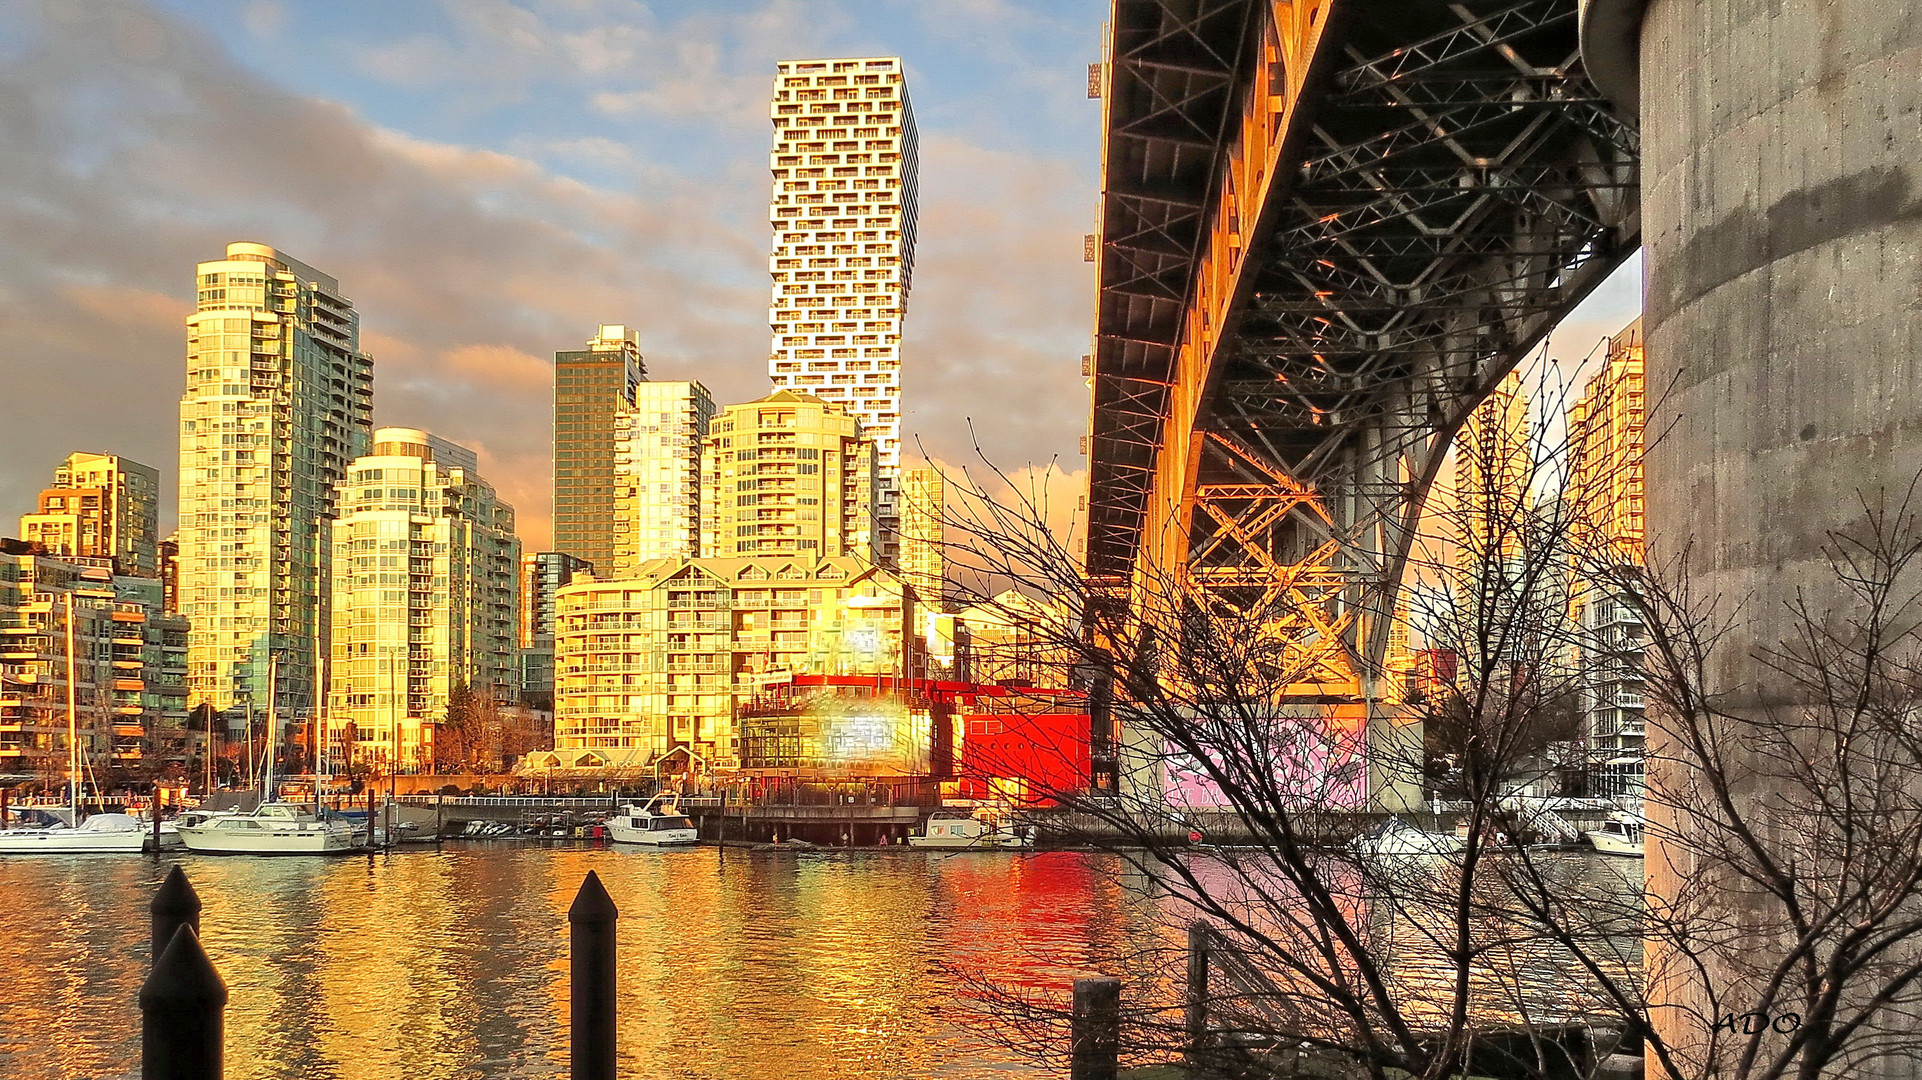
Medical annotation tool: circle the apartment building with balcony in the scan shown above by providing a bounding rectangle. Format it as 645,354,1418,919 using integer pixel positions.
0,543,187,780
551,556,910,771
17,452,161,577
611,380,716,576
327,429,519,771
767,57,918,559
1567,318,1648,798
177,242,373,722
517,551,589,710
898,465,943,604
701,391,877,562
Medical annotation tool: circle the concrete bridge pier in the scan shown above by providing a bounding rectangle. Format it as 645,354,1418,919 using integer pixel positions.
1586,0,1922,1074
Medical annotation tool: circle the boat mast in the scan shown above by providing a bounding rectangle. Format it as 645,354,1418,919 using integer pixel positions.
264,653,277,802
64,592,79,820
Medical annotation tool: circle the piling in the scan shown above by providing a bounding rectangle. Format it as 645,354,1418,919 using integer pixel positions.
140,923,227,1080
569,870,619,1080
1185,923,1210,1067
152,866,203,967
1070,976,1121,1080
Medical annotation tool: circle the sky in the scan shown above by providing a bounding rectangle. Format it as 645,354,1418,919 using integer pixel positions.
0,0,1641,551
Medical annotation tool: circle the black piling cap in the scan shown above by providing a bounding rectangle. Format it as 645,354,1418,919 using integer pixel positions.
568,870,619,926
152,865,203,922
140,924,229,1011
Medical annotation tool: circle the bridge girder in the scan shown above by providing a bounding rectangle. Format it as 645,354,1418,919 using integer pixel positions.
1087,0,1640,697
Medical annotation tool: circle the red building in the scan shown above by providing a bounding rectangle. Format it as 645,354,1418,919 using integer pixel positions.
738,674,1090,803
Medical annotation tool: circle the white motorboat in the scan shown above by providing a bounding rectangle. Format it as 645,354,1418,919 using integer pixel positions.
1353,817,1464,857
0,811,151,854
176,801,360,855
1586,812,1645,857
907,809,1035,850
607,795,699,846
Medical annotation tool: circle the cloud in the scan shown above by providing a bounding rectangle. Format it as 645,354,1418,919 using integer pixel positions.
242,0,288,40
0,0,1105,559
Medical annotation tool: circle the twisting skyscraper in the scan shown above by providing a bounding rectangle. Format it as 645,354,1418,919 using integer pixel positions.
766,57,918,560
178,243,373,720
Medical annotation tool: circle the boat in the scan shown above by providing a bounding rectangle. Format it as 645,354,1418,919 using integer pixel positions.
907,808,1035,850
1585,812,1645,857
607,795,699,846
0,810,152,854
175,801,360,855
1353,817,1464,857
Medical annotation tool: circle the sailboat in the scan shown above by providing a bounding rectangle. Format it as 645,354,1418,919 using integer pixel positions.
176,655,358,855
0,593,149,854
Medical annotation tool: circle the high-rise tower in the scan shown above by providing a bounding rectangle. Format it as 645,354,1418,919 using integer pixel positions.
554,325,644,574
178,242,373,719
612,380,716,576
1453,369,1533,571
766,57,918,560
328,428,519,771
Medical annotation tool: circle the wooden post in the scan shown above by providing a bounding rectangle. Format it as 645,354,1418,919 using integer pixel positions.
1185,922,1210,1068
1070,977,1121,1080
141,924,226,1080
152,866,203,967
152,789,163,852
366,787,375,847
569,870,618,1080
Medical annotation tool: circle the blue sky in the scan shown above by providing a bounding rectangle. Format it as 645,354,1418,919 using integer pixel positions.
1,0,1638,547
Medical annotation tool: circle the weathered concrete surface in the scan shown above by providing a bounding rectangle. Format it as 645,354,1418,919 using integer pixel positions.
1640,1,1922,1076
1643,2,1922,688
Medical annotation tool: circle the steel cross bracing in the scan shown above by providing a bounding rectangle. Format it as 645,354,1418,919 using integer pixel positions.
1087,0,1639,696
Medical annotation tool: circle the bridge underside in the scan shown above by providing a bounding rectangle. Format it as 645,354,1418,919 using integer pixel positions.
1087,0,1640,698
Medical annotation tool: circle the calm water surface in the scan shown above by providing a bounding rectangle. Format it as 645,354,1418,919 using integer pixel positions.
0,844,1150,1080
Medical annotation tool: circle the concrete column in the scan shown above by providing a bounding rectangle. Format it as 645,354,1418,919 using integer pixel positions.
1634,0,1922,1076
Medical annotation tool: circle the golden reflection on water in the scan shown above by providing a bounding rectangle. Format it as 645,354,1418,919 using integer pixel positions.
0,846,1133,1080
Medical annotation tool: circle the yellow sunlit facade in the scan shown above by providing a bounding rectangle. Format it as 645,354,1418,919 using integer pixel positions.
327,429,519,771
612,380,715,576
701,391,876,562
552,557,909,769
177,242,373,720
17,452,161,576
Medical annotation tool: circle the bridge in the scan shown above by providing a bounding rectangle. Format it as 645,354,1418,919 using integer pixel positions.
1086,0,1640,717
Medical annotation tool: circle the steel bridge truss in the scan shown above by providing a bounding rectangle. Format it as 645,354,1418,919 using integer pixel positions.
1088,0,1639,697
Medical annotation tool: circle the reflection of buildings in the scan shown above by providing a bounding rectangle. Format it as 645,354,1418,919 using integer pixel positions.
766,56,918,560
554,325,643,574
327,429,519,771
0,542,190,777
612,380,715,575
700,391,877,561
517,551,588,711
18,452,161,576
1567,318,1647,798
178,242,373,720
551,557,909,770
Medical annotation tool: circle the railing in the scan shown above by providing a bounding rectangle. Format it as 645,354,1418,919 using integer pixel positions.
393,795,615,809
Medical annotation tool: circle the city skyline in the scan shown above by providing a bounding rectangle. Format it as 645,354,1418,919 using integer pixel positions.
0,0,1654,554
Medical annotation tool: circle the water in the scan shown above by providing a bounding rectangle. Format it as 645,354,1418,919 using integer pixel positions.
0,844,1143,1080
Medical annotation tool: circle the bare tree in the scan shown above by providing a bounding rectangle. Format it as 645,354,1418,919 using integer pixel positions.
933,358,1922,1079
